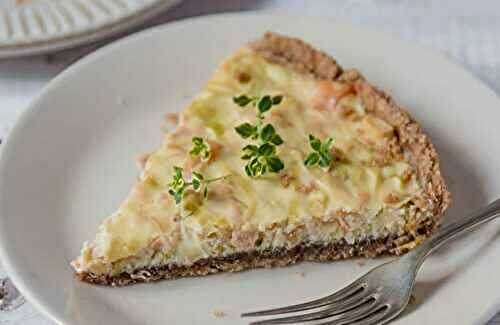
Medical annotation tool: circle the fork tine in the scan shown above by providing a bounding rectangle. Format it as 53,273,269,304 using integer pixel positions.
333,306,390,325
247,296,373,325
242,282,365,317
316,302,383,325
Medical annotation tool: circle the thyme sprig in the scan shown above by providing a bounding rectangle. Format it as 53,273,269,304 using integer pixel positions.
304,134,334,169
168,166,230,205
233,94,285,177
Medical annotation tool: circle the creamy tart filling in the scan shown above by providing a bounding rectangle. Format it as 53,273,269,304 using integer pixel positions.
72,47,433,277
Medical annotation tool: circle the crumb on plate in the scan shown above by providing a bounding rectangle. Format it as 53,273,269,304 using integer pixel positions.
211,309,226,318
409,294,417,306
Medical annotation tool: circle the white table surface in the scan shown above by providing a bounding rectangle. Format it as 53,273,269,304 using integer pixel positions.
2,0,500,324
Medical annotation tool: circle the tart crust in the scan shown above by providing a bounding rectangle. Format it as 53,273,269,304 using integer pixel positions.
79,219,436,286
76,32,450,286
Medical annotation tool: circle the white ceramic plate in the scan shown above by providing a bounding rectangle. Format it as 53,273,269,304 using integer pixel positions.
1,13,500,325
0,0,180,58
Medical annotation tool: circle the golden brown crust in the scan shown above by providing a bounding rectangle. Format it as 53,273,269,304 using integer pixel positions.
250,32,343,80
251,32,450,217
78,220,435,286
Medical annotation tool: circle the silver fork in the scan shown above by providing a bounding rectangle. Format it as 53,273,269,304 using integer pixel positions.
242,198,500,325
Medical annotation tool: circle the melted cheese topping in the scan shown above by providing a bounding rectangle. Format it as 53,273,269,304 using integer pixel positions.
72,48,429,275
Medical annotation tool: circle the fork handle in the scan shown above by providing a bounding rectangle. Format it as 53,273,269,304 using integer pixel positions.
411,197,500,263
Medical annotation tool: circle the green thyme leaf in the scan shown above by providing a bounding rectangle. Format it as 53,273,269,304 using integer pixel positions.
242,144,259,152
192,178,201,190
258,95,273,113
270,133,284,146
318,154,332,168
245,164,254,177
192,171,204,181
249,158,265,177
320,139,333,162
309,134,321,151
266,156,284,172
174,166,183,179
169,189,183,205
258,143,275,156
321,138,333,152
272,95,283,105
260,124,276,142
241,144,259,160
235,123,258,139
304,152,320,166
233,95,253,107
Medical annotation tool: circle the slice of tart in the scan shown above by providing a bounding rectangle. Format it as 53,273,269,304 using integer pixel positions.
72,32,450,286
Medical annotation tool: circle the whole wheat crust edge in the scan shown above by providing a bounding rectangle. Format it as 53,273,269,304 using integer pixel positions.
77,32,451,286
79,220,436,286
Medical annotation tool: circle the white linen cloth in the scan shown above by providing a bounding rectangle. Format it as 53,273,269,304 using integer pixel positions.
1,0,500,323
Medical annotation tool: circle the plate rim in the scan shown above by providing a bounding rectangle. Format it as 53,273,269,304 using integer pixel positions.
1,12,500,324
0,0,182,59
